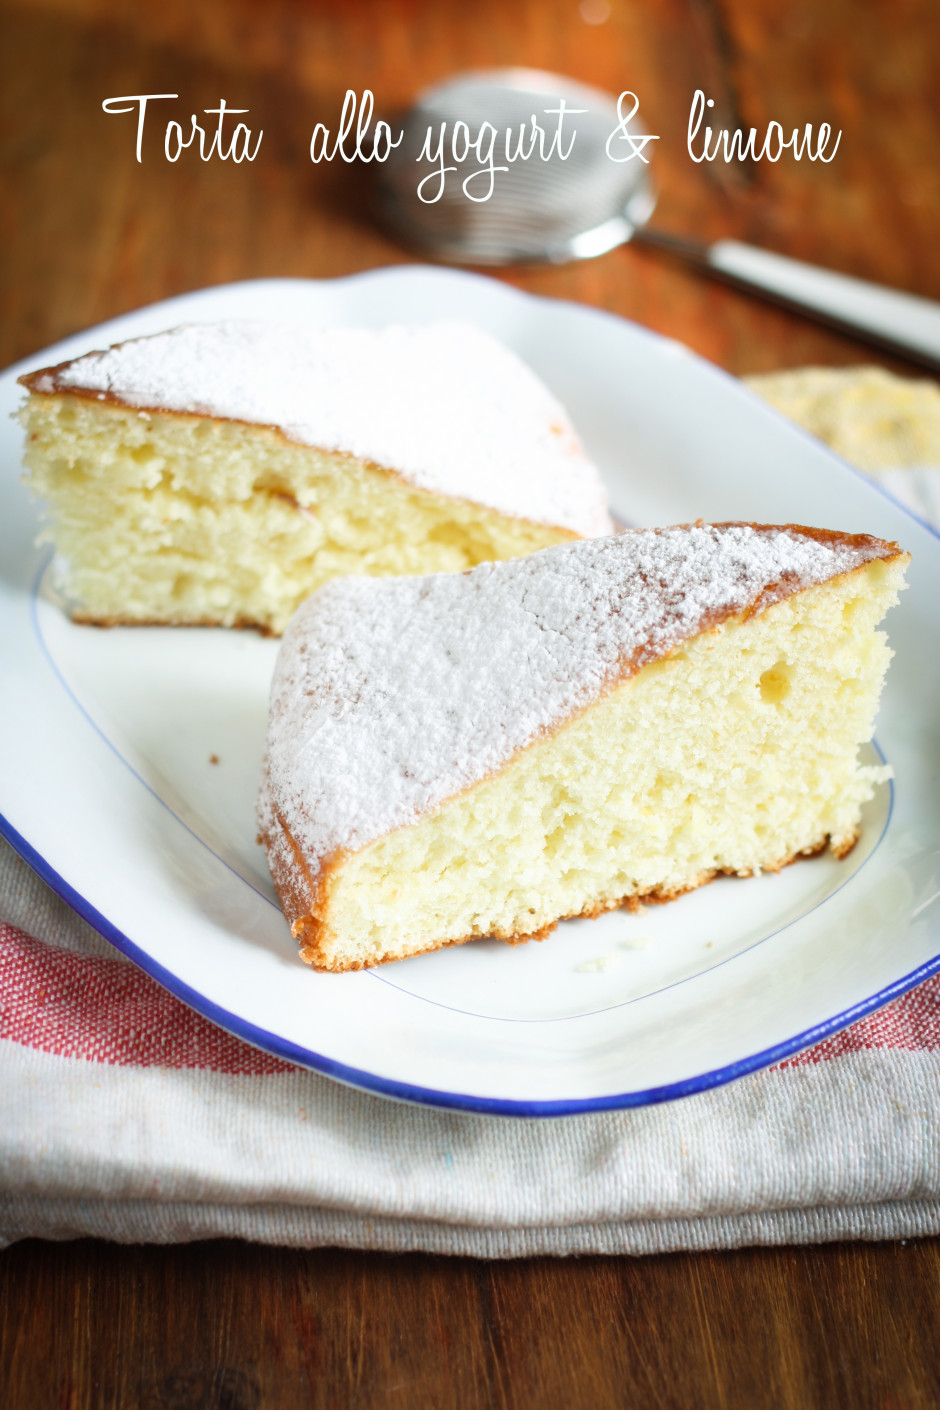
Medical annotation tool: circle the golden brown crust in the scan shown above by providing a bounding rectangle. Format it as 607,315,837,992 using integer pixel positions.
254,526,897,971
830,831,860,861
269,807,327,935
70,610,279,636
260,550,888,972
640,523,907,647
20,362,109,397
704,519,902,559
263,547,903,949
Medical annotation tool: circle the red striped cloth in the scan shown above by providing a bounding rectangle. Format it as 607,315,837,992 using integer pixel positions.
5,357,938,1255
3,894,939,1256
3,919,939,1074
0,922,290,1074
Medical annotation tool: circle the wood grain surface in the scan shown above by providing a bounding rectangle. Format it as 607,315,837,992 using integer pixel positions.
1,0,939,1407
2,1235,940,1409
2,0,939,374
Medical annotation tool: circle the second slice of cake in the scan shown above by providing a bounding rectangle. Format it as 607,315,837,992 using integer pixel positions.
18,320,611,634
259,523,908,972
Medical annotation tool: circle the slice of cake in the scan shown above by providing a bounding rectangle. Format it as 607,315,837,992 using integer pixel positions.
18,321,611,635
258,522,909,972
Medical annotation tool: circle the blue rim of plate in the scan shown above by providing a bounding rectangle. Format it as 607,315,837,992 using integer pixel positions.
23,548,898,1030
3,269,940,1116
3,808,940,1117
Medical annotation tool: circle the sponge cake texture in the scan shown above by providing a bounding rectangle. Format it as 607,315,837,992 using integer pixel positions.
258,523,908,971
18,321,612,635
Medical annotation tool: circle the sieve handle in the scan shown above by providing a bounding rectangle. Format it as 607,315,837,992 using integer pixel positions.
635,229,940,374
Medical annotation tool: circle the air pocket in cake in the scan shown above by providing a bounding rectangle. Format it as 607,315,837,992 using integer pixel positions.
257,522,908,971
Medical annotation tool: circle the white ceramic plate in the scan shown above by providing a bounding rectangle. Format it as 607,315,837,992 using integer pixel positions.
2,268,939,1115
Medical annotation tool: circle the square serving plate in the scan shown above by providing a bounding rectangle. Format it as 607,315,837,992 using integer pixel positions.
1,266,938,1115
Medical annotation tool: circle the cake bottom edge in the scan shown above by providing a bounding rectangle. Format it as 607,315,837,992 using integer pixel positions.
71,609,279,636
291,830,853,973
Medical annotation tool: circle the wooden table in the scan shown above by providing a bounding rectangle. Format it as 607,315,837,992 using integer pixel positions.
1,0,938,1405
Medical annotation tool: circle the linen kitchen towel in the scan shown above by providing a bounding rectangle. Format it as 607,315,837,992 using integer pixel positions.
2,827,939,1257
2,365,939,1256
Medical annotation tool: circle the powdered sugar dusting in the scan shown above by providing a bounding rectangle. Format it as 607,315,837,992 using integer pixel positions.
49,321,611,536
260,524,896,875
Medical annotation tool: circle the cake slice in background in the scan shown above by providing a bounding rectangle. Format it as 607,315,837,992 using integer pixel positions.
746,365,940,530
258,523,908,972
17,321,611,635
